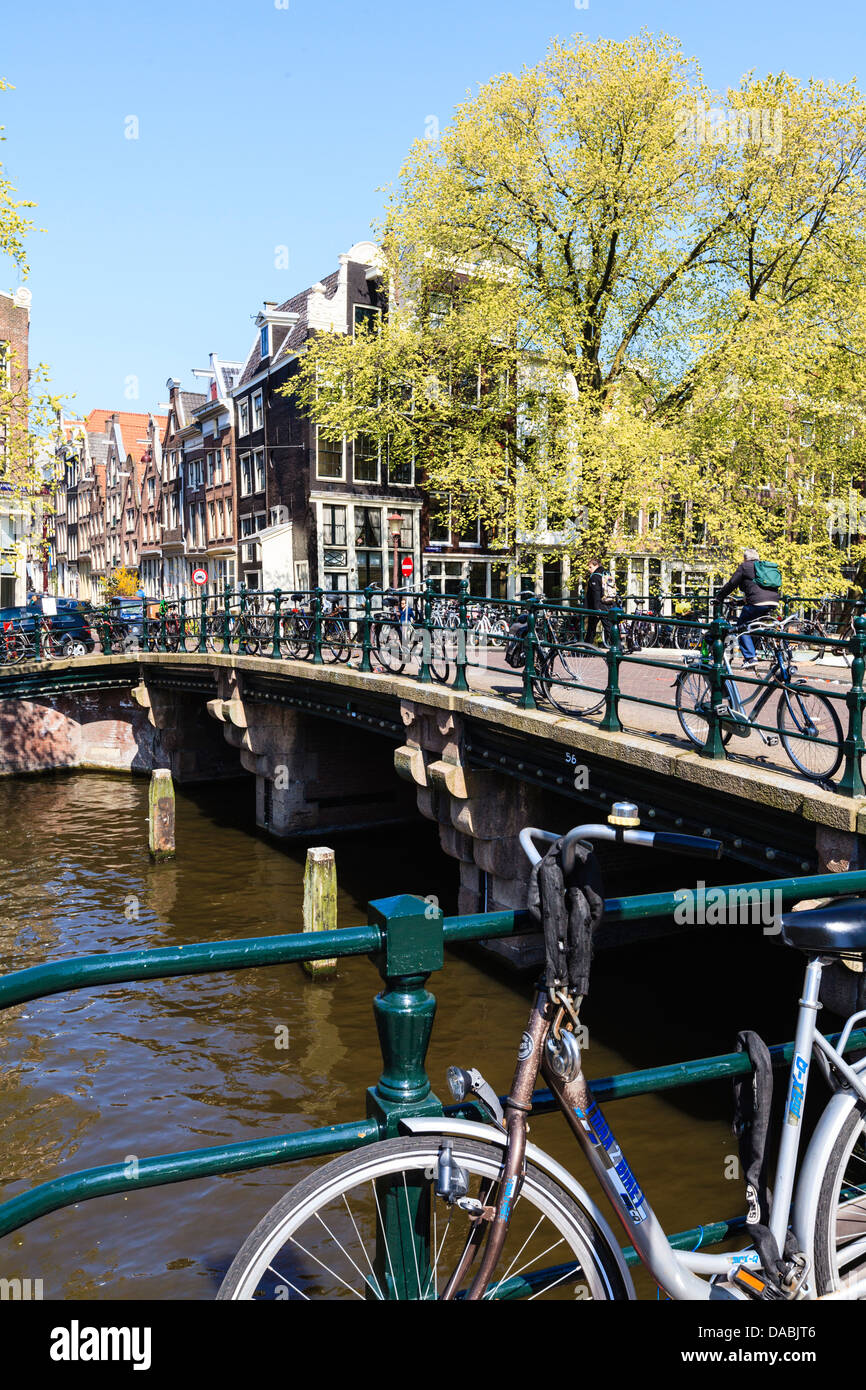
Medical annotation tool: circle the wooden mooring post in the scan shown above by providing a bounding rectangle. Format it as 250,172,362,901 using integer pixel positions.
303,846,337,977
148,769,176,861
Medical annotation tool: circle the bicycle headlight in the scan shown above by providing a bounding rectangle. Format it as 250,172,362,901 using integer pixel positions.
446,1066,472,1103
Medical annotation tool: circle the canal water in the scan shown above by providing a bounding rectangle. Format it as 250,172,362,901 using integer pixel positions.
0,772,812,1300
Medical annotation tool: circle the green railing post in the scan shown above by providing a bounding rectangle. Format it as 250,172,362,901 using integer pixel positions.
159,602,168,654
270,588,282,659
359,586,374,674
700,605,729,761
600,604,624,732
519,595,539,710
366,893,443,1301
221,583,232,655
237,583,248,656
838,609,866,796
453,578,469,692
417,578,434,685
197,590,208,655
312,587,324,665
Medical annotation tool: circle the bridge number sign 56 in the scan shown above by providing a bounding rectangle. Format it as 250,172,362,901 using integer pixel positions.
192,568,208,587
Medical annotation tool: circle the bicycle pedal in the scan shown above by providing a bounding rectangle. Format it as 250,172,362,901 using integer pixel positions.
730,1266,787,1301
763,735,779,746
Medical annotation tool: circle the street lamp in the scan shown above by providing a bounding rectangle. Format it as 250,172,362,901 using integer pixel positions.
387,511,403,590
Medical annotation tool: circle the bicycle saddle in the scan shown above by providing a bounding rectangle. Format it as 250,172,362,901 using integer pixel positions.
779,897,866,955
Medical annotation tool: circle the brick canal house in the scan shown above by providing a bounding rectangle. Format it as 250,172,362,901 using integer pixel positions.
187,354,242,599
231,240,423,601
157,383,206,599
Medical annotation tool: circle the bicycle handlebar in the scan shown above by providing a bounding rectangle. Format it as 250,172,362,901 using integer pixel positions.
520,823,723,873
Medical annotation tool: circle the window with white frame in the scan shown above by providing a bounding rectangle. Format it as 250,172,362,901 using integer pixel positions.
353,304,381,337
252,391,264,430
386,435,414,486
253,449,265,493
240,453,253,497
353,434,379,483
238,399,250,436
260,325,270,359
316,430,344,480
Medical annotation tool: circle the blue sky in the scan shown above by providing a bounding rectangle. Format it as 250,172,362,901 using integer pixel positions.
1,0,863,415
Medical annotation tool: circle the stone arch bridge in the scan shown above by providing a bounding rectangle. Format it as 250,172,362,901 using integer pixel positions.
0,652,863,923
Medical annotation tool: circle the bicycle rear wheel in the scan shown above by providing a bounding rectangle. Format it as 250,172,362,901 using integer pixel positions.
541,645,606,716
814,1102,866,1297
216,1135,627,1301
279,614,311,660
777,686,843,781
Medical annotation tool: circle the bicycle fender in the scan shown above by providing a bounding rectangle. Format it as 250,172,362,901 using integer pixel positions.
792,1086,861,1294
398,1114,636,1299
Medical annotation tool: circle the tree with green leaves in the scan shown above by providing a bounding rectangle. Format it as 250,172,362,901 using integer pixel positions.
1,77,63,597
287,31,866,598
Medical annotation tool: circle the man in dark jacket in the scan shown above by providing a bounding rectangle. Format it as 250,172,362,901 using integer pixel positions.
584,559,608,646
716,549,780,666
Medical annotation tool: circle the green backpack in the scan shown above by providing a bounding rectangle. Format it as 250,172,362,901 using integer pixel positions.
753,559,782,590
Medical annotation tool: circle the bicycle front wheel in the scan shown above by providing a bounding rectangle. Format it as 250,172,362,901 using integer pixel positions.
216,1135,627,1301
814,1102,866,1297
675,669,733,750
777,686,843,781
373,621,406,673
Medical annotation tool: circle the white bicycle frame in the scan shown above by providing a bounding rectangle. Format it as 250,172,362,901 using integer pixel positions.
514,821,866,1299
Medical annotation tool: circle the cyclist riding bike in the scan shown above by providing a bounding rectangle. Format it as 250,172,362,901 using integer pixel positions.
715,549,781,668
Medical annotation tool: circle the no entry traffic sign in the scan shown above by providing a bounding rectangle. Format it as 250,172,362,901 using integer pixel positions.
192,568,208,586
401,556,414,578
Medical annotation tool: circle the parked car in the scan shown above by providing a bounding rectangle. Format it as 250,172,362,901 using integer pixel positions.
0,603,98,661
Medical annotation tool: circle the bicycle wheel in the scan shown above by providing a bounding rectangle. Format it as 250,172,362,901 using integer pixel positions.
777,686,843,781
373,621,406,674
279,614,311,660
814,1102,866,1297
322,616,350,663
675,669,734,749
414,626,450,683
206,615,230,653
541,645,606,716
675,623,703,652
182,618,204,653
216,1134,627,1302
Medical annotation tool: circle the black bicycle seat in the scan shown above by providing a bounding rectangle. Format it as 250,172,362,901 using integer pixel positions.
779,897,866,955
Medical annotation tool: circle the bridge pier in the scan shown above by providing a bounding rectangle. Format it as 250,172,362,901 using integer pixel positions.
206,671,415,839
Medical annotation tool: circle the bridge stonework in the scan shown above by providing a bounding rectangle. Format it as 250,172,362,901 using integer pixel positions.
2,654,865,909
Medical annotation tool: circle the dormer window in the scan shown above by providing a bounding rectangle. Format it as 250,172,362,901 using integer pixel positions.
260,324,270,358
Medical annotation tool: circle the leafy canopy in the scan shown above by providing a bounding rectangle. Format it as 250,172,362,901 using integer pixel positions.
288,32,866,597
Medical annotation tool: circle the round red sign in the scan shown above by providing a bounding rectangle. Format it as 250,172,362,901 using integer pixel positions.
401,556,414,578
192,568,208,586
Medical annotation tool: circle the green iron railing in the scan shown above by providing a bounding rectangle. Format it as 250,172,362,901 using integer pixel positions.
1,871,865,1291
9,584,866,797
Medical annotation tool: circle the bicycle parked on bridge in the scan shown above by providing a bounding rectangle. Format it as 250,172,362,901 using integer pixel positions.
674,613,843,781
371,590,451,682
505,595,607,716
217,806,866,1301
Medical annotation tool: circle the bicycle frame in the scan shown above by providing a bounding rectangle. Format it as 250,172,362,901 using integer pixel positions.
462,822,866,1301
